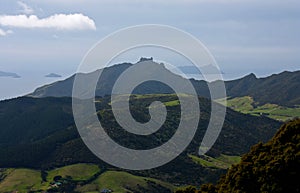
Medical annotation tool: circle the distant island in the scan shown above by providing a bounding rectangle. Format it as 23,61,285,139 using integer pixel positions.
45,73,62,78
0,71,21,78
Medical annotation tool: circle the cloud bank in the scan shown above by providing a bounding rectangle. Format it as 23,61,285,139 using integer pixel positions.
0,13,96,31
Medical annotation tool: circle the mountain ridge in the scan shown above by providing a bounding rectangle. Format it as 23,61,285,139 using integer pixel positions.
28,60,300,107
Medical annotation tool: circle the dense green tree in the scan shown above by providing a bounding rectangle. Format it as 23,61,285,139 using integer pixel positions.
177,119,300,193
176,186,199,193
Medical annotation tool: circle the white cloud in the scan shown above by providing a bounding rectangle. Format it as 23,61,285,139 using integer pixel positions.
0,29,6,36
0,28,13,36
52,34,59,39
17,1,34,15
0,14,96,31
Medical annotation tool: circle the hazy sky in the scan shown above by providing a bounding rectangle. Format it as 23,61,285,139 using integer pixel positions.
0,0,300,99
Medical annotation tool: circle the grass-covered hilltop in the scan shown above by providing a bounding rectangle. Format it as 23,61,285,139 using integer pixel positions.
176,119,300,193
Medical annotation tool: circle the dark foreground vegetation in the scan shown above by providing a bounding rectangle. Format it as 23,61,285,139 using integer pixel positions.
176,119,300,193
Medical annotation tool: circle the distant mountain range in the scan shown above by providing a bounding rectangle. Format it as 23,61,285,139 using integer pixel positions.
28,59,300,107
225,71,300,107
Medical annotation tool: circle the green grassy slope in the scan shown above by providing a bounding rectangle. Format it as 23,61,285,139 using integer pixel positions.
189,154,241,169
0,164,101,192
0,168,42,193
76,171,174,193
217,96,300,121
0,165,174,193
46,163,100,181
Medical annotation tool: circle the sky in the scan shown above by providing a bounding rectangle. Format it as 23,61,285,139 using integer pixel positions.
0,0,300,100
